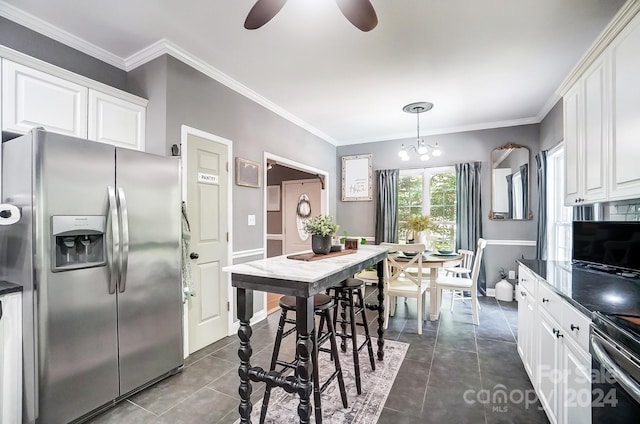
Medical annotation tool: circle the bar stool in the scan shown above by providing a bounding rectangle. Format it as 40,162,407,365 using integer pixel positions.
325,278,376,395
260,294,347,424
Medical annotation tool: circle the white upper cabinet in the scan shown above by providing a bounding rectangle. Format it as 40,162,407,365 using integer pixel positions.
2,59,88,137
88,90,146,151
563,56,608,206
582,56,608,203
0,51,147,151
563,11,640,204
563,84,581,206
609,12,640,200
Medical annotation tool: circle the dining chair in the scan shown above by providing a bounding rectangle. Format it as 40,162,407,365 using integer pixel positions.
381,243,430,335
444,249,474,311
436,238,487,325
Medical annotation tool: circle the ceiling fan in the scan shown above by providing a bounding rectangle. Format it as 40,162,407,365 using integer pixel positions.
244,0,378,32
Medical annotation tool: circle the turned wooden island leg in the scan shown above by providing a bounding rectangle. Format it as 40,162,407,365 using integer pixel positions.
295,296,314,423
237,288,254,423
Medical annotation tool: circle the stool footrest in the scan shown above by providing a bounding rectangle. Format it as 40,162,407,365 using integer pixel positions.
319,370,341,394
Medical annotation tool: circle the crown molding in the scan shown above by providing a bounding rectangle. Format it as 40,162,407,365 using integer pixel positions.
337,117,539,146
125,40,339,146
556,0,640,97
0,0,126,69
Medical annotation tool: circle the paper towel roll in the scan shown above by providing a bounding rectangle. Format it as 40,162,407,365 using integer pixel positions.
0,204,21,226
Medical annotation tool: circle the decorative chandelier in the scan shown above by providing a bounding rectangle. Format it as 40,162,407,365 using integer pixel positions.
398,102,442,161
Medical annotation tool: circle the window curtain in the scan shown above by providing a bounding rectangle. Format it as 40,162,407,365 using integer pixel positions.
535,151,548,260
455,162,486,294
506,174,514,219
375,169,399,244
520,163,529,217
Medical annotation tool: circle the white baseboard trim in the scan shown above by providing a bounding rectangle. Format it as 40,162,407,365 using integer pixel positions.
484,239,536,247
232,248,265,260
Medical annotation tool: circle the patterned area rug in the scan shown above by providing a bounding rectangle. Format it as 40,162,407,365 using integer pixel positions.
234,338,408,424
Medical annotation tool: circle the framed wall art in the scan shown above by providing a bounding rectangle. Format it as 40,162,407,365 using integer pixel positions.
235,157,261,188
341,154,373,201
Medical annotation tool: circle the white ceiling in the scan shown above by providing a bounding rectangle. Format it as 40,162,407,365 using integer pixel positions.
0,0,628,145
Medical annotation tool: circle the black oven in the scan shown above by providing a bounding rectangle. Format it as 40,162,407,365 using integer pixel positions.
590,312,640,423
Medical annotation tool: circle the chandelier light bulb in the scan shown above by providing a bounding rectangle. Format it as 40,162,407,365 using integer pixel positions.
417,140,428,155
432,143,442,157
401,154,410,161
398,145,407,158
420,154,430,161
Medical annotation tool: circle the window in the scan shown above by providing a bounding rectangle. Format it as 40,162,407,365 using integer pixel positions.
398,167,456,250
547,146,573,261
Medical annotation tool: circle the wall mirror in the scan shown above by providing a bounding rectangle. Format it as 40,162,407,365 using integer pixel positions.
490,143,532,220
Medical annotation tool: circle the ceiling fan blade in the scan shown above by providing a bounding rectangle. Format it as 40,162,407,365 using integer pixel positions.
335,0,378,32
244,0,288,30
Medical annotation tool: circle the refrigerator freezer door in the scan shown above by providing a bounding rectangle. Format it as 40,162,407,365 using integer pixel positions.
34,131,119,424
115,148,183,395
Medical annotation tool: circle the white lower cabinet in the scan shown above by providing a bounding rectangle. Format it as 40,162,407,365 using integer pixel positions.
0,291,22,424
517,279,537,381
518,265,592,424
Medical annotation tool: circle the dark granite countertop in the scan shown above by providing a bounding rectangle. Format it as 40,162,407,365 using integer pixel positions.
517,259,640,318
0,280,22,296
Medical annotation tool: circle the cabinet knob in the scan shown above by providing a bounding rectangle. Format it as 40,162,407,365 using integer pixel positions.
556,332,564,339
542,298,549,303
570,324,579,331
521,291,526,297
552,328,558,335
190,252,199,260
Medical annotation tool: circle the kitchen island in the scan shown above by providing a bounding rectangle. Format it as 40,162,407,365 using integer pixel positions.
223,245,388,424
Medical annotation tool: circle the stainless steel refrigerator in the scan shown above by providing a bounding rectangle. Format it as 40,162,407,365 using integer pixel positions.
1,129,183,424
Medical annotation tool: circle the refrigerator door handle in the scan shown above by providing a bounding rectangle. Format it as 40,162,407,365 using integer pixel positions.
108,186,120,295
117,187,130,293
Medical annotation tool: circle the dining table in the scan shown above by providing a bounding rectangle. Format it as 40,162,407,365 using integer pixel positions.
396,251,463,321
222,244,388,424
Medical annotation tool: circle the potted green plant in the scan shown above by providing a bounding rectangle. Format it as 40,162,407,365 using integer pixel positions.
405,214,431,243
303,215,339,254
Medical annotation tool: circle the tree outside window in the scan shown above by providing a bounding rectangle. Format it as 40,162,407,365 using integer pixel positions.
397,168,456,249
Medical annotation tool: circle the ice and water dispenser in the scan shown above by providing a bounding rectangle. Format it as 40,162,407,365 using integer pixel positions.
51,216,106,271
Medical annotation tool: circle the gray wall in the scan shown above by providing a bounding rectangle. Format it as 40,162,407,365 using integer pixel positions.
539,100,564,152
0,17,127,90
336,124,541,287
129,55,337,252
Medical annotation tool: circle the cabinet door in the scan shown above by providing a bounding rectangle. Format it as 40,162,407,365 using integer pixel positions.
582,56,608,202
537,310,560,424
562,338,592,424
88,90,146,151
1,60,88,137
609,13,640,200
517,287,528,364
564,83,582,206
0,293,23,424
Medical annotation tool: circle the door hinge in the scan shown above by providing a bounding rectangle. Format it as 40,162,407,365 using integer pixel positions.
227,301,230,312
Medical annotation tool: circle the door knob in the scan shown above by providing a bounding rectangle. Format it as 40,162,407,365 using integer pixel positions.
190,252,199,260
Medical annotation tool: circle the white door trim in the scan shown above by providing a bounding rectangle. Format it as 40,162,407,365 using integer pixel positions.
262,152,330,316
180,124,233,359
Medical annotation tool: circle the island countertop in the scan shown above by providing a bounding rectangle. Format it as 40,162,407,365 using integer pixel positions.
223,244,388,297
0,280,22,296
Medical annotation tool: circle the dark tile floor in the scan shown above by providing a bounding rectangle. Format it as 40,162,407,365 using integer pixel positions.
87,289,549,424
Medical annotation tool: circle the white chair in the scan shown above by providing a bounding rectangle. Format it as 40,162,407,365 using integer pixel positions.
436,238,487,325
443,249,474,311
381,243,430,335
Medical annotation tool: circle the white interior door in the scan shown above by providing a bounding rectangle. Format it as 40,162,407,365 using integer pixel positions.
283,179,323,254
185,132,230,354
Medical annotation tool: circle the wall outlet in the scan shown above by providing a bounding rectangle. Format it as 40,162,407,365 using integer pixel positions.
248,215,256,226
508,270,516,279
